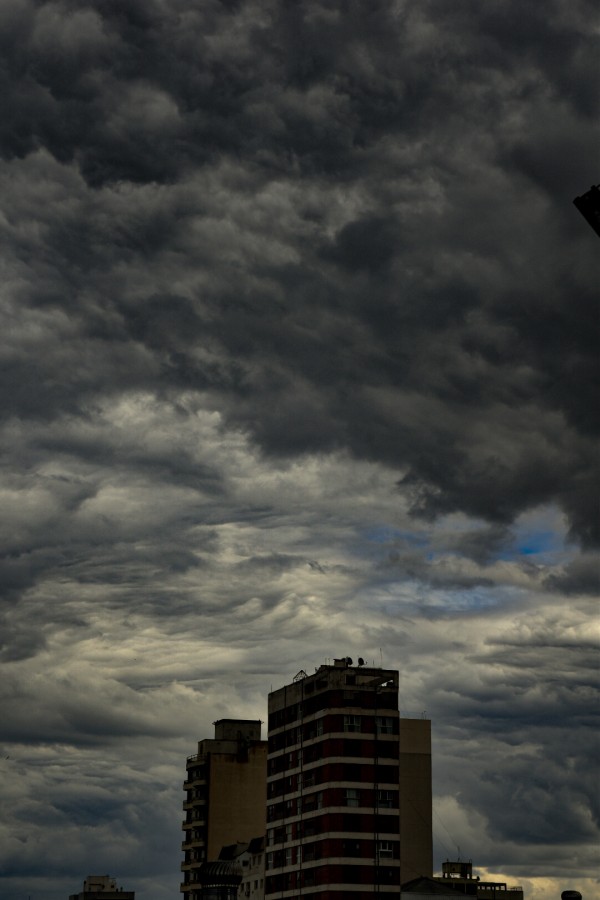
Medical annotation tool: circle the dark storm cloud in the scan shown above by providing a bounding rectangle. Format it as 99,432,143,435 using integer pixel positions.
1,0,597,544
546,552,600,595
1,1,598,897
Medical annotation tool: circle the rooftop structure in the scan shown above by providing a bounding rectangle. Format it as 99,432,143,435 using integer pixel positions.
68,875,134,899
432,860,524,899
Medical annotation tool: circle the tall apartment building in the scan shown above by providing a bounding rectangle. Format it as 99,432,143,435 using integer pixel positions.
181,719,268,899
266,658,432,899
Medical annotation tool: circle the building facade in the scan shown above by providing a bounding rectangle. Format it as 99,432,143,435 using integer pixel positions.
182,719,268,899
265,658,432,899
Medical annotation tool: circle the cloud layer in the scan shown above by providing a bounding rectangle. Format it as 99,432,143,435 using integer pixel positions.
0,0,598,897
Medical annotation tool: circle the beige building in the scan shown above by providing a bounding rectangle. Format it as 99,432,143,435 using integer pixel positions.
400,717,433,883
181,719,267,899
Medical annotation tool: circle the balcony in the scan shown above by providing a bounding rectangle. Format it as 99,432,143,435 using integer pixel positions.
181,835,206,851
183,772,208,787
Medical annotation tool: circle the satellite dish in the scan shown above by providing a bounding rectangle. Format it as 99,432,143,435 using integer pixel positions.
358,657,365,666
346,657,353,666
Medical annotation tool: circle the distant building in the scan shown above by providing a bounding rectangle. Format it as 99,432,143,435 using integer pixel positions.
265,658,432,898
219,836,266,900
69,875,134,899
181,719,268,899
573,184,600,237
431,859,524,899
401,875,467,897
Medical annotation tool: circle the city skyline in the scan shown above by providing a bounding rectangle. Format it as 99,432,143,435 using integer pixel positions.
0,0,598,898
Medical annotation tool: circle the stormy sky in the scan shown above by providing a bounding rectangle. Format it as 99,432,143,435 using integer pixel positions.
0,0,598,897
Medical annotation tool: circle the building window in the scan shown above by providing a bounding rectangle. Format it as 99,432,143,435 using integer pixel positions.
344,763,362,781
343,839,361,856
346,690,363,706
378,840,393,859
378,790,394,808
376,716,394,734
344,738,362,757
344,715,361,732
303,791,323,813
343,813,363,832
378,764,398,782
345,788,360,807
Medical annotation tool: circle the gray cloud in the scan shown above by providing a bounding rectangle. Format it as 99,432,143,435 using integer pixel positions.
0,0,598,897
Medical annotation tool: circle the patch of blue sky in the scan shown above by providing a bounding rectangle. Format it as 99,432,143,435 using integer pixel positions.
501,505,574,566
420,584,523,612
430,505,574,567
362,579,524,616
510,530,557,557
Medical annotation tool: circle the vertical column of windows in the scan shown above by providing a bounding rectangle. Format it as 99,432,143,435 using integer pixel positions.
373,692,380,893
297,683,304,893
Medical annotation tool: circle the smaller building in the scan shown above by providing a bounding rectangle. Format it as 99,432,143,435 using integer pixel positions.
431,860,523,900
401,875,467,898
69,875,134,899
219,836,265,899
